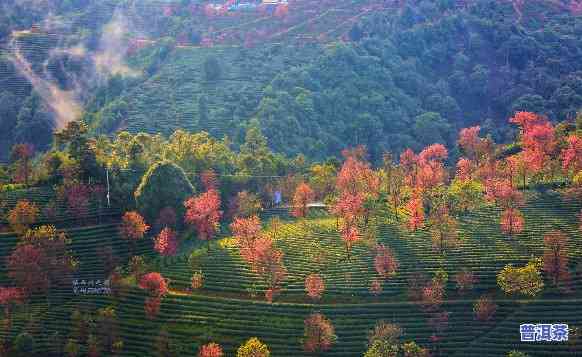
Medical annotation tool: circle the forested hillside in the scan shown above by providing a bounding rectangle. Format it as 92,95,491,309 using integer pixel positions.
245,0,582,161
3,0,582,163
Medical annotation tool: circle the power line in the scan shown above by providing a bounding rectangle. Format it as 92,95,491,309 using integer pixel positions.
110,167,308,178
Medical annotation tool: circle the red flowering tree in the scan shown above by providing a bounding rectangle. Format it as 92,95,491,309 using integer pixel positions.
485,178,525,236
420,271,447,312
139,272,168,319
456,157,473,182
421,282,444,312
119,211,150,254
8,226,77,301
509,111,544,133
305,274,325,301
139,272,169,297
457,125,497,187
7,245,46,297
336,146,380,224
561,135,582,175
454,270,476,295
230,216,262,264
458,126,483,160
400,144,448,194
429,206,459,253
22,226,77,283
509,111,557,175
340,224,360,261
400,145,449,234
198,342,223,357
485,179,522,207
416,162,446,191
291,183,315,218
144,297,161,320
330,190,365,260
302,313,337,354
473,294,497,322
367,321,403,349
500,208,525,236
7,200,39,236
184,190,222,249
154,227,178,257
369,278,383,296
231,216,286,302
64,182,91,221
331,192,364,228
475,146,498,183
336,146,376,194
254,237,287,303
11,143,34,186
405,194,424,231
374,244,398,279
0,287,24,328
416,144,448,190
506,153,531,188
543,230,570,289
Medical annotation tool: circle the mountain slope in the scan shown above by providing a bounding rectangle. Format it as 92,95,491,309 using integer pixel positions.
3,0,582,164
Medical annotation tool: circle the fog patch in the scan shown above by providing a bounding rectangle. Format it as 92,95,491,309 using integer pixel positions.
94,11,140,80
8,38,81,129
4,5,143,130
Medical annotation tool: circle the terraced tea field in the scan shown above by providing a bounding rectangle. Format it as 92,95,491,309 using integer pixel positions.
101,0,393,141
0,187,119,227
120,43,322,139
1,188,581,356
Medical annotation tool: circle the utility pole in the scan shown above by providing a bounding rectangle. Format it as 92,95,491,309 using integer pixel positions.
106,166,111,208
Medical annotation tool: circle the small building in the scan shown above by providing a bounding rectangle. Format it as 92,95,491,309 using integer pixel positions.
30,24,42,33
229,2,258,11
262,0,287,4
208,3,223,10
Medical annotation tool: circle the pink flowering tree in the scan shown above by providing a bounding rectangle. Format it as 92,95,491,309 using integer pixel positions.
305,274,325,301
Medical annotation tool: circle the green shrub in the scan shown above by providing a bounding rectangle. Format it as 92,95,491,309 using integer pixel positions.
203,56,222,81
13,332,34,356
135,161,195,224
0,184,26,193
